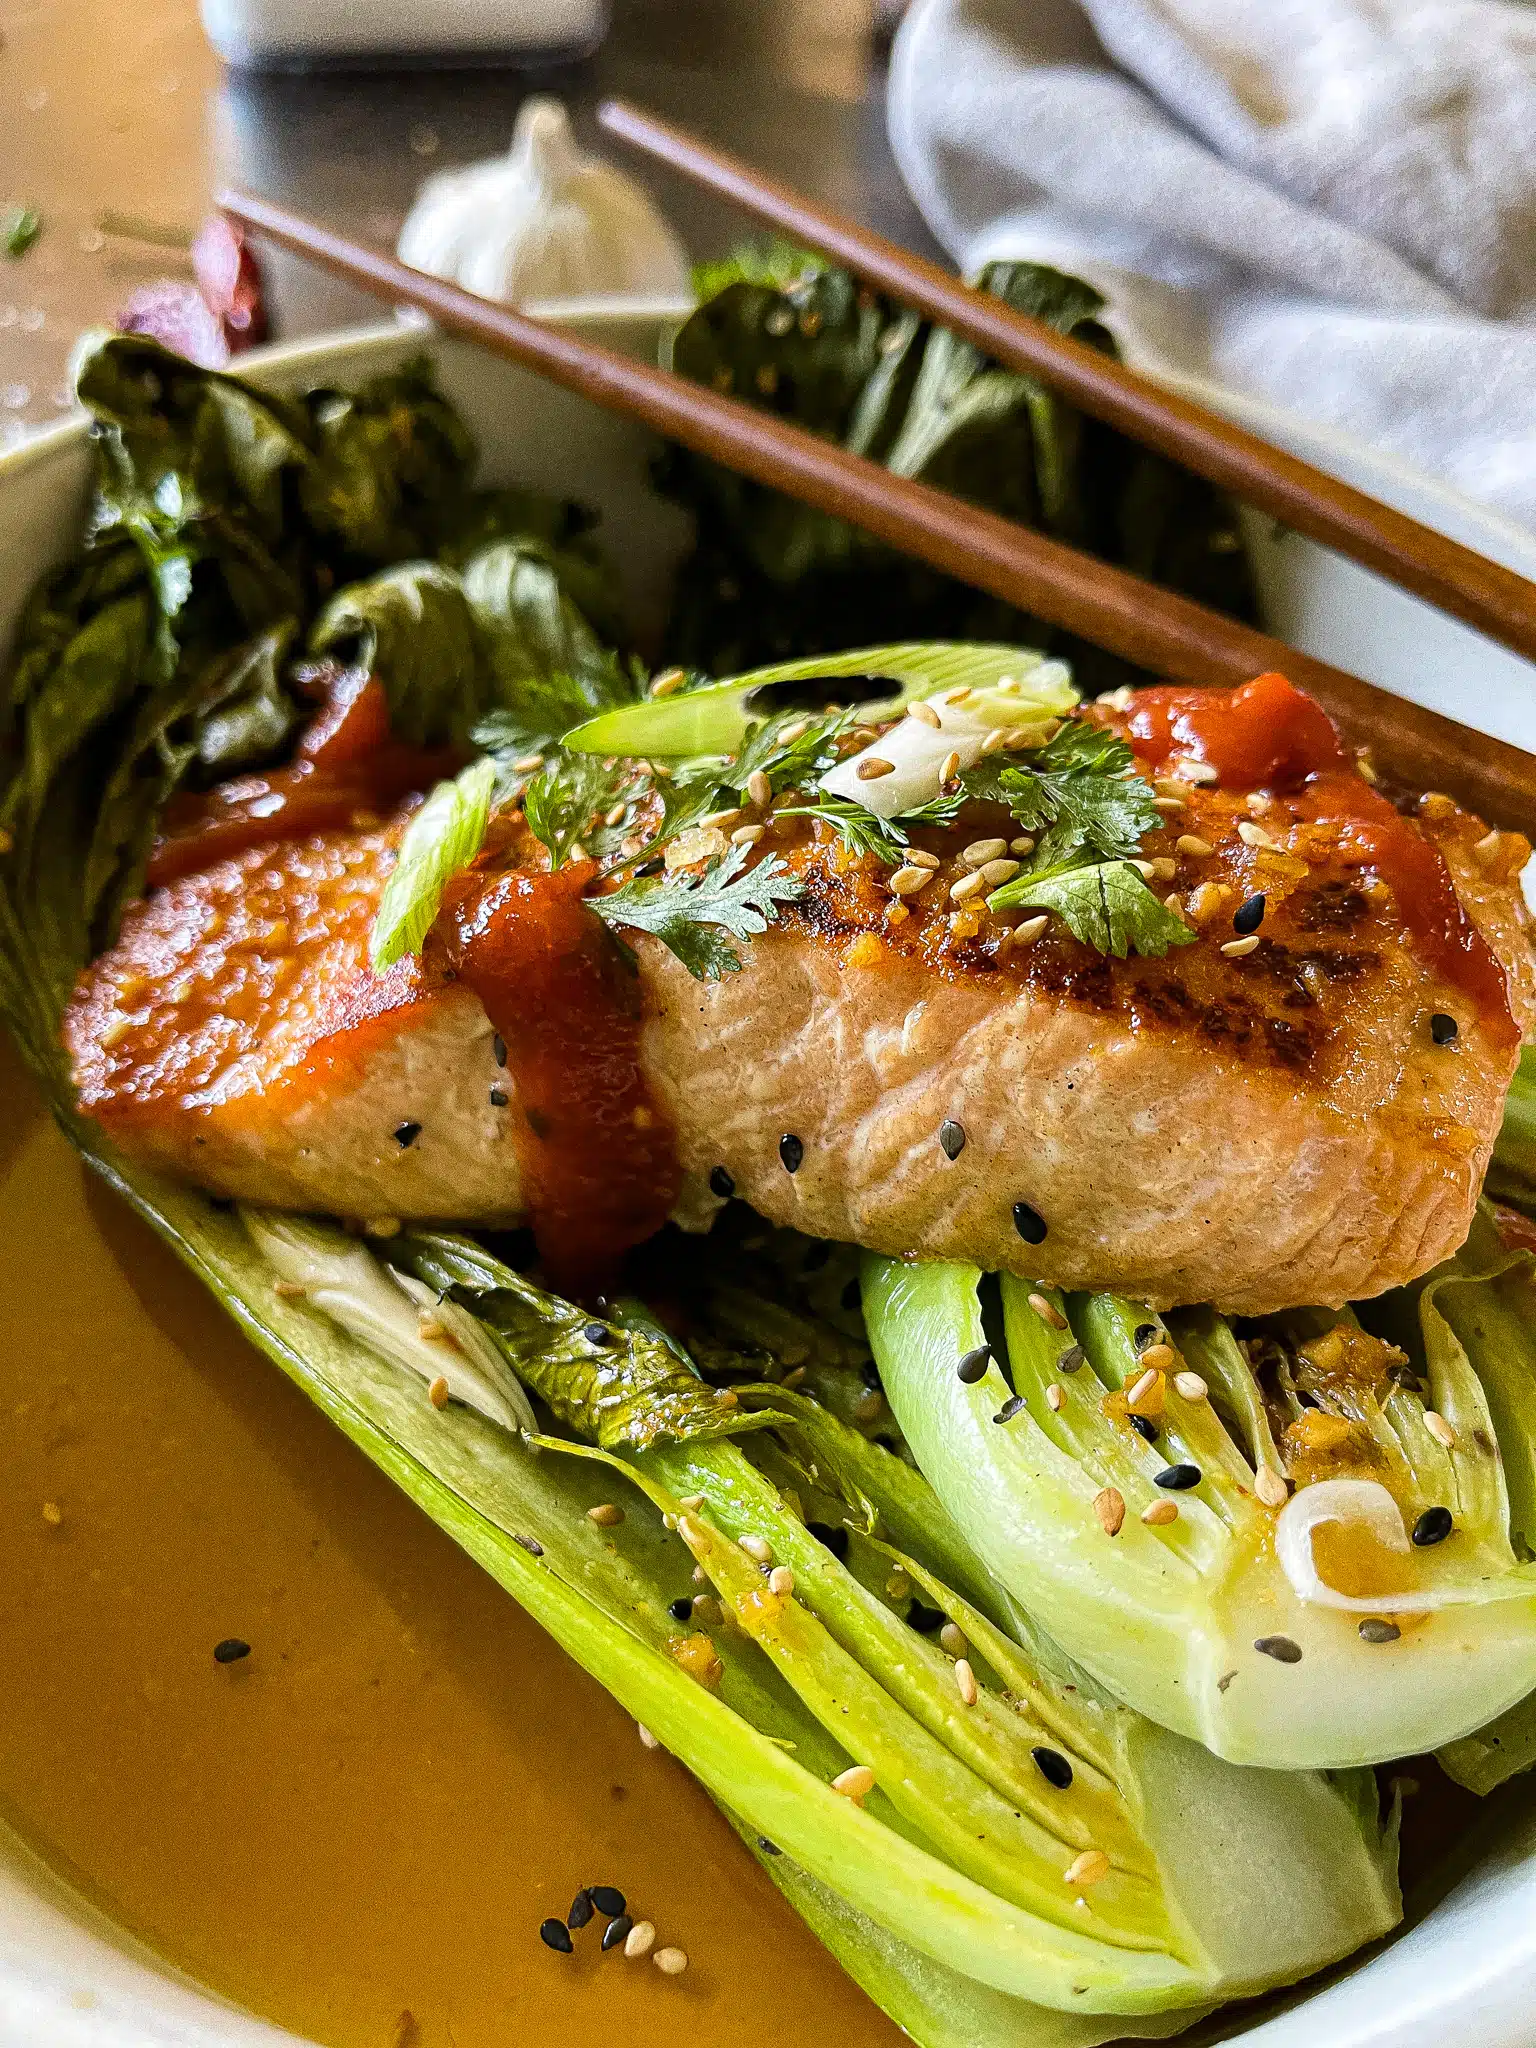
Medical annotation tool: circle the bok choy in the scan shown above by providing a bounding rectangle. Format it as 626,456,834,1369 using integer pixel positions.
865,1227,1536,1770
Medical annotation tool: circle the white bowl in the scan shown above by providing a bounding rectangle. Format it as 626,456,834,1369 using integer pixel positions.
3,313,1535,2048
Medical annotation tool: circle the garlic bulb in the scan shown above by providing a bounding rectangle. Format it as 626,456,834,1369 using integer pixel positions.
397,97,691,306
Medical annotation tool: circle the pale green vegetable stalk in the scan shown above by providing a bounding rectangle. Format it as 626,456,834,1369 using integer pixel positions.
864,1236,1536,1771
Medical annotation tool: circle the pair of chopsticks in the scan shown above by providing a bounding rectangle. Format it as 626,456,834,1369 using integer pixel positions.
219,105,1536,833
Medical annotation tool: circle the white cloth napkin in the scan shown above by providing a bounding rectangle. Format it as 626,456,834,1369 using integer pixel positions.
887,0,1536,527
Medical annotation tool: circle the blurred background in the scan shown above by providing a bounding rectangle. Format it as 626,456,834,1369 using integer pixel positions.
0,0,929,450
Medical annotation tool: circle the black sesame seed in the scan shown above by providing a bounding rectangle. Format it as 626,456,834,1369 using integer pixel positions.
957,1344,992,1384
512,1533,545,1557
213,1638,250,1664
1130,1414,1159,1443
779,1133,805,1174
1031,1746,1074,1790
601,1914,633,1951
757,1836,782,1857
1155,1463,1201,1490
808,1520,850,1562
1430,1012,1459,1045
489,1087,509,1108
567,1889,594,1929
1358,1618,1401,1645
540,1918,574,1954
907,1600,946,1634
393,1120,422,1148
994,1395,1026,1424
1058,1343,1086,1374
583,1321,613,1347
493,1034,508,1066
589,1886,626,1918
668,1597,694,1622
709,1165,736,1199
1012,1200,1048,1245
841,1278,861,1312
1233,892,1266,936
1134,1324,1158,1350
1254,1635,1303,1664
1413,1506,1453,1546
939,1118,967,1161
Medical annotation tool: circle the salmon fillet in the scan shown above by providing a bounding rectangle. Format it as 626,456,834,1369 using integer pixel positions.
64,740,1535,1313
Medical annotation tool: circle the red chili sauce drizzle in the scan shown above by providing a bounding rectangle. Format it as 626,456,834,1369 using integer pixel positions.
146,668,461,889
1127,670,1515,1043
437,857,680,1297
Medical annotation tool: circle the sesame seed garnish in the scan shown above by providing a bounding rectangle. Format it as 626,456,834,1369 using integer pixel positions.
653,1947,689,1976
732,823,765,848
1058,1343,1086,1374
954,1658,979,1706
489,1087,509,1108
1237,820,1278,849
1424,1410,1457,1449
1413,1506,1453,1545
1141,1499,1179,1526
1221,935,1261,958
1152,794,1187,814
949,870,988,903
980,857,1021,887
908,699,942,728
1254,1635,1303,1664
939,1118,967,1159
1130,1414,1158,1443
273,1279,306,1300
1013,1200,1048,1244
1064,1849,1110,1888
890,865,932,897
605,803,628,828
1254,1466,1289,1507
589,1885,627,1917
709,1165,735,1198
1127,1368,1161,1408
1010,835,1035,855
1013,914,1049,946
1430,1012,1459,1045
780,719,813,744
700,807,741,831
513,752,545,774
779,1134,804,1174
1137,1340,1176,1372
994,1395,1026,1424
364,1216,402,1238
601,1915,634,1952
1032,1746,1073,1789
907,847,941,870
856,756,895,781
956,1344,991,1384
393,1120,422,1148
650,668,686,698
213,1637,251,1664
769,1565,795,1596
1176,759,1219,786
939,748,962,785
745,768,773,809
1153,777,1189,800
568,1889,595,1929
680,1494,706,1512
1093,1488,1126,1536
1028,1292,1067,1329
1130,859,1157,880
1155,1463,1201,1490
1474,828,1502,864
624,1919,657,1958
428,1376,450,1409
588,1503,625,1528
832,1764,876,1803
41,1501,62,1527
1173,1371,1208,1402
739,1533,774,1563
981,727,1009,754
668,1597,693,1621
1046,1383,1065,1412
637,1722,659,1748
943,687,972,704
512,1533,545,1556
583,1321,613,1347
1233,893,1266,934
962,837,1008,867
1359,1618,1401,1645
540,1918,575,1953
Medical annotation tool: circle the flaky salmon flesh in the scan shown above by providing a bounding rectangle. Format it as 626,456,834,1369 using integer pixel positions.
65,712,1536,1315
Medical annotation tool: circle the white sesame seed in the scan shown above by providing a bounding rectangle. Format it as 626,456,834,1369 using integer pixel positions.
680,1494,705,1511
653,1946,689,1976
939,1621,967,1657
907,847,941,870
1474,829,1502,865
1175,759,1219,786
1149,856,1177,881
637,1722,660,1749
1028,1292,1068,1330
513,751,545,773
962,837,1009,867
699,807,740,830
605,803,628,827
981,728,1009,754
1255,1466,1290,1508
1237,821,1278,849
428,1376,450,1409
732,823,765,848
1127,1368,1162,1407
1142,1498,1179,1526
1425,1410,1458,1449
747,769,773,809
939,749,962,785
908,699,942,728
1010,835,1035,855
1013,914,1049,946
1152,794,1187,814
979,857,1021,887
943,687,972,704
650,668,686,698
769,1565,795,1596
1065,1849,1111,1888
832,1764,876,1802
949,870,989,903
739,1533,774,1563
955,1658,979,1706
625,1920,657,1958
1093,1487,1126,1536
1046,1383,1065,1412
1153,778,1190,801
856,757,895,782
1130,860,1156,880
1176,834,1212,857
1174,1371,1208,1402
1221,935,1261,957
588,1502,625,1528
1139,1342,1176,1371
890,865,932,897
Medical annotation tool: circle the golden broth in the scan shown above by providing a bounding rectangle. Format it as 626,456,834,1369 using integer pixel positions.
0,1037,897,2048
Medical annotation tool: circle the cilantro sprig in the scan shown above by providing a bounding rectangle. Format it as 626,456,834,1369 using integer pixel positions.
592,845,805,981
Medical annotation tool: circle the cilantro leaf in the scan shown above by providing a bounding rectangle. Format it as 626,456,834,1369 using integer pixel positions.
591,845,804,980
991,722,1158,869
772,794,909,865
523,753,633,869
989,860,1194,959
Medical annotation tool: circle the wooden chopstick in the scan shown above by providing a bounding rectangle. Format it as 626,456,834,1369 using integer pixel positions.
218,189,1536,834
598,98,1536,674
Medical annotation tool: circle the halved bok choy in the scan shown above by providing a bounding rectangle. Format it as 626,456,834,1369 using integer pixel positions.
864,1222,1536,1771
74,1181,1399,2038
